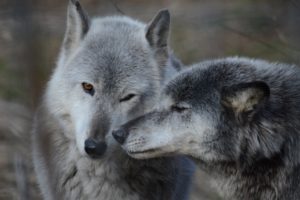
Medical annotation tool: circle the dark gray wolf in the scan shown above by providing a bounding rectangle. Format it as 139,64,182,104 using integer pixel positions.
31,0,193,199
114,57,300,200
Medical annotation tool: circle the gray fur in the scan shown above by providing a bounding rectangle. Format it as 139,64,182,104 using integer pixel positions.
31,1,193,200
117,57,300,200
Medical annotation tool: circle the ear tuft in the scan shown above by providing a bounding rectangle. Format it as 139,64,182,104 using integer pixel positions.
146,9,170,48
69,0,90,36
221,81,270,121
70,0,82,11
74,1,80,8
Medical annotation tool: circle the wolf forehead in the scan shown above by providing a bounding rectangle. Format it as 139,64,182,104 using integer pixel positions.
163,58,273,104
84,16,149,56
163,65,221,106
64,16,157,85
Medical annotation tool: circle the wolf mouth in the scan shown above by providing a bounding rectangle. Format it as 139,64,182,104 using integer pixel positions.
127,148,160,155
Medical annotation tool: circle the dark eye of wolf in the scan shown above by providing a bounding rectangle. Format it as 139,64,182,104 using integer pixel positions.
120,94,136,102
171,105,188,113
82,82,95,95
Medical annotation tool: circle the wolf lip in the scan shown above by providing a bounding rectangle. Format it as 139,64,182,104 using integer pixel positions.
127,148,159,155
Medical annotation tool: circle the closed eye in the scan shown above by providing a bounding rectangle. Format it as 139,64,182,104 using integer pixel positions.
171,104,190,113
120,94,136,102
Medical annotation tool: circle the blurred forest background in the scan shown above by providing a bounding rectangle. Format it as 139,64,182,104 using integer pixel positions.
0,0,299,199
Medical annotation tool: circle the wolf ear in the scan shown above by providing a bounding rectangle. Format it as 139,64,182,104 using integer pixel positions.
145,9,170,70
146,9,170,49
60,0,90,63
221,81,270,123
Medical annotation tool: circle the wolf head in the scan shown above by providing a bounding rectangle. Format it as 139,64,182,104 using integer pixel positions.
45,0,173,158
114,59,286,166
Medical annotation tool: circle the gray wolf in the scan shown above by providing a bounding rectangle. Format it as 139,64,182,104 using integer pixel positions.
113,57,300,200
31,0,194,199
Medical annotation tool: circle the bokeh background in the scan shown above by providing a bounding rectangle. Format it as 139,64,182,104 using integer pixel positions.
0,0,299,199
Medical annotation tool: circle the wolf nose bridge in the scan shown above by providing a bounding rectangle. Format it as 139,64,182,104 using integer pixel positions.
112,128,128,144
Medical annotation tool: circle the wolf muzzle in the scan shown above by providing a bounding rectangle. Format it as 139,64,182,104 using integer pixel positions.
84,138,107,158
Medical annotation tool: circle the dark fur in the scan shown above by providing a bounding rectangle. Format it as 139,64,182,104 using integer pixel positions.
118,57,300,200
169,58,300,199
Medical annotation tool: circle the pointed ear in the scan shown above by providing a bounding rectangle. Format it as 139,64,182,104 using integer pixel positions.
145,9,171,75
60,0,90,63
146,9,170,49
221,81,270,123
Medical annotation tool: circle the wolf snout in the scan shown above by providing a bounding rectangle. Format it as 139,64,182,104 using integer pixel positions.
84,138,107,158
112,128,128,144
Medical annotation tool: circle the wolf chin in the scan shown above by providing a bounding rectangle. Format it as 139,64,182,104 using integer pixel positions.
31,1,193,199
115,57,300,200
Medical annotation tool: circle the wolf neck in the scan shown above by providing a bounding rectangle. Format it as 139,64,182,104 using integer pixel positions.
73,149,141,200
196,158,290,200
58,132,144,199
68,141,174,200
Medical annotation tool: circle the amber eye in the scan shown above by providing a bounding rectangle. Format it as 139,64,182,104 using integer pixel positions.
82,82,94,95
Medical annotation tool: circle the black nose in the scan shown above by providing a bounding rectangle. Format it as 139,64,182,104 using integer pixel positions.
84,138,107,158
112,128,128,144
